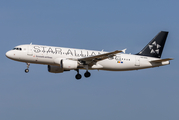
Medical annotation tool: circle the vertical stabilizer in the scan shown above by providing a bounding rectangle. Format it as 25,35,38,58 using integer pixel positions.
136,31,168,58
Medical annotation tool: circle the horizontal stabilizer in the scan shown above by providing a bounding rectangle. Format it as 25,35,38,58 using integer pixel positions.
149,58,173,63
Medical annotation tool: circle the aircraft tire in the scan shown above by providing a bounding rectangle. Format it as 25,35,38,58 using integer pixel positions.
84,71,91,78
25,69,29,73
75,74,82,80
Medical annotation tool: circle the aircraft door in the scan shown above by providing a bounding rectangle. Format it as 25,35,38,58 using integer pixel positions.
27,44,33,56
115,55,121,61
135,56,140,66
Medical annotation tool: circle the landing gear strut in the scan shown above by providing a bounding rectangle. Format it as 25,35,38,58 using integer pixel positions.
25,63,30,73
75,69,82,80
84,65,91,78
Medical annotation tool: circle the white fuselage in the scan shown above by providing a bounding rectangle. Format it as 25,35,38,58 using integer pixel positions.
6,44,170,71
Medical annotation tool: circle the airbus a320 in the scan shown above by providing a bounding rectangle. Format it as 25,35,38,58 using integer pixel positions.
6,31,173,79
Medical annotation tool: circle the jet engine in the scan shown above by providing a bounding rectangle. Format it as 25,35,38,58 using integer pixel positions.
61,59,78,70
48,65,64,73
50,59,79,73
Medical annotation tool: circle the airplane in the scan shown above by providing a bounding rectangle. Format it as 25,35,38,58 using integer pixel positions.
6,31,173,80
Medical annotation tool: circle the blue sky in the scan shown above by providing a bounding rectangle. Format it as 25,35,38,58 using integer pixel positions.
1,0,179,120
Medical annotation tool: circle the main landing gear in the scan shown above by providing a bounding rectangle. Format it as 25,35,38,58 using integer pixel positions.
75,69,82,80
25,63,30,73
75,69,91,80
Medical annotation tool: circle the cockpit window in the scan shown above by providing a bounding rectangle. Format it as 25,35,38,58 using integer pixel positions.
13,48,22,51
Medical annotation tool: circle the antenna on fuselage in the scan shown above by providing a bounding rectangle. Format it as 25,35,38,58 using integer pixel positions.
30,43,32,45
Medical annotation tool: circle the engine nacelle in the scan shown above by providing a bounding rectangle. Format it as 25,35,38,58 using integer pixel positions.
48,65,64,73
54,58,78,70
62,59,78,70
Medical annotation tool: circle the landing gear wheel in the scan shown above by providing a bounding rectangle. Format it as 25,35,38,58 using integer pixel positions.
25,69,29,73
75,74,82,80
84,71,91,78
25,63,30,73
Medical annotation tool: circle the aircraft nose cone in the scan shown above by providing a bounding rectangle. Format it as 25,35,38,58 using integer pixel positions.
6,51,13,59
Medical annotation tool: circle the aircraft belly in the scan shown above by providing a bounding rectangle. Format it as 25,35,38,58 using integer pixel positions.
98,59,136,71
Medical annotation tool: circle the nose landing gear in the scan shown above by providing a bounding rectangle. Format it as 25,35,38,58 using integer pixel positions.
25,63,30,73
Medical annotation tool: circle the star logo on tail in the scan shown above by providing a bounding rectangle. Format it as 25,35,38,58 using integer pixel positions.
148,41,161,54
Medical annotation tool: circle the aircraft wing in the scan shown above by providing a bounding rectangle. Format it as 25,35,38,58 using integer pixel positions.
77,50,123,65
